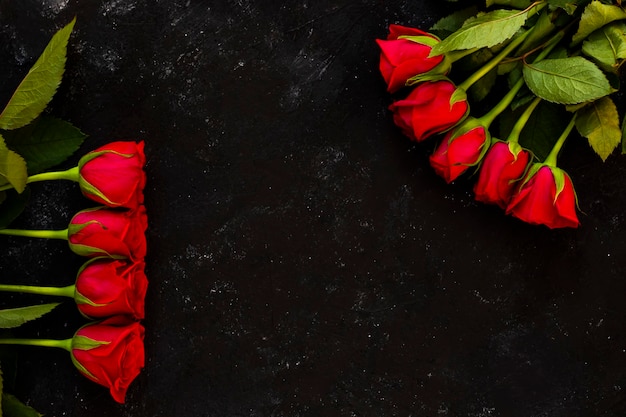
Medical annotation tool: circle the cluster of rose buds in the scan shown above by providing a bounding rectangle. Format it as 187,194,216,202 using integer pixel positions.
377,24,579,229
0,141,148,403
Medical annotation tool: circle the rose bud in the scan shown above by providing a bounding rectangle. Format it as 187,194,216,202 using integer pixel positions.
75,257,148,320
376,24,448,93
68,206,147,260
473,141,531,208
389,79,469,142
506,164,579,229
71,317,145,403
78,141,146,209
429,118,490,183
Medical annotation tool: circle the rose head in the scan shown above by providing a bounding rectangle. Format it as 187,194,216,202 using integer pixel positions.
74,257,147,320
376,24,447,93
78,141,146,209
429,119,489,183
506,164,579,229
68,206,147,260
389,80,469,142
474,141,531,209
71,317,145,403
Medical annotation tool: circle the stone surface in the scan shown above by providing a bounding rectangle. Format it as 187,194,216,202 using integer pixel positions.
0,1,625,416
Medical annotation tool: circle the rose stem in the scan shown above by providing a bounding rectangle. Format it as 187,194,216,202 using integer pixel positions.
0,166,80,192
0,338,72,352
0,229,68,240
544,114,577,167
0,284,75,298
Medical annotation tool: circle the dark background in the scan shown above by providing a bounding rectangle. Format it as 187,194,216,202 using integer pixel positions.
0,0,625,416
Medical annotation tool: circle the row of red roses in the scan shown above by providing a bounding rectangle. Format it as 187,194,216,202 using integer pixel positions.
0,141,147,403
377,24,579,229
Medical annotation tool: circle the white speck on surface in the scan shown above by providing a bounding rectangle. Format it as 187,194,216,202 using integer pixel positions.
42,0,69,14
101,0,138,17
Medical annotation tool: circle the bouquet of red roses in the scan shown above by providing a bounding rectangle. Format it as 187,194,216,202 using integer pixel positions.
378,0,626,229
0,19,148,412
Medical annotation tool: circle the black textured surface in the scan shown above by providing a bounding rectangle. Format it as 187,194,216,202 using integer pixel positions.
1,1,626,416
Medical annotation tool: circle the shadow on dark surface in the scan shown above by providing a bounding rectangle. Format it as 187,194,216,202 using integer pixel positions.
0,1,625,416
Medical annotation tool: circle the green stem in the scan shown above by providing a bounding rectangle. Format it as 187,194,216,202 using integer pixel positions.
478,27,564,129
0,338,72,352
0,228,68,240
457,2,546,92
0,166,79,192
507,96,542,144
479,77,526,129
544,114,576,166
0,284,75,298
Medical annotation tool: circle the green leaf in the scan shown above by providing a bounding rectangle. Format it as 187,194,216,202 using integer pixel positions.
572,1,626,44
576,96,621,161
2,393,42,417
3,117,86,175
0,303,60,329
431,9,529,55
430,6,478,37
547,0,581,14
522,56,613,104
0,188,30,229
0,18,76,130
0,136,27,194
582,22,626,73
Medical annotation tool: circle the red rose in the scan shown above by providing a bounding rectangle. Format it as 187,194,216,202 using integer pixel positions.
78,141,146,209
506,164,579,229
474,141,531,208
389,80,469,142
376,24,446,93
71,317,145,403
74,258,147,320
429,119,489,183
68,206,147,260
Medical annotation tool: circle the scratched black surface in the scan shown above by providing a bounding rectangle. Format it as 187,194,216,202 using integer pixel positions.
0,1,626,416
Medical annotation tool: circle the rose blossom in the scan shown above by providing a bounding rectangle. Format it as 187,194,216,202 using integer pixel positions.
429,119,489,183
78,141,146,209
71,317,145,403
75,257,148,320
68,206,148,260
474,141,531,208
376,24,447,93
389,79,469,142
506,164,579,229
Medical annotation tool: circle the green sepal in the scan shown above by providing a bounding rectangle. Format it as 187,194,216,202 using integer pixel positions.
450,86,468,107
518,161,543,190
550,165,566,202
77,149,134,169
71,334,110,351
406,73,450,87
397,35,442,47
68,242,127,260
74,289,107,308
77,177,117,206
